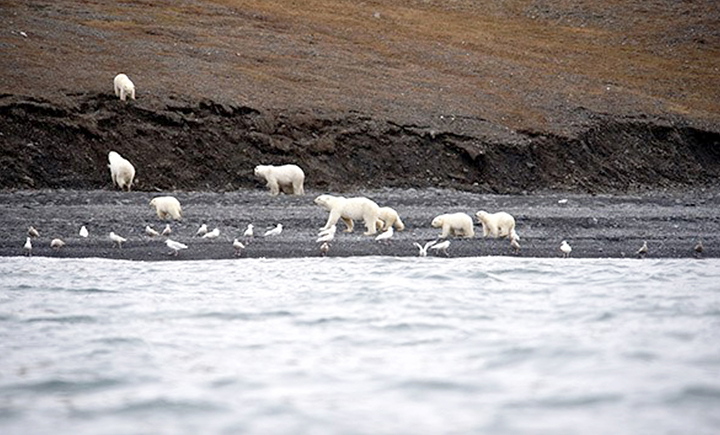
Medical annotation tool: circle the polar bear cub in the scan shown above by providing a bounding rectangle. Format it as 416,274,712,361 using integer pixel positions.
254,164,305,196
376,206,405,232
107,151,136,191
476,210,519,240
431,212,475,238
113,73,135,102
150,196,183,220
314,194,381,236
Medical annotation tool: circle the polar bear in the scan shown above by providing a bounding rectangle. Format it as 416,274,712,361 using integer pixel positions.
113,73,135,102
107,151,136,191
376,206,405,232
150,196,183,220
314,194,381,236
476,211,519,240
254,164,305,196
431,213,475,238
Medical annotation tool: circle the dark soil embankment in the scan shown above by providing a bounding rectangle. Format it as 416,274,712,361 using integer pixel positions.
1,0,720,194
1,94,719,194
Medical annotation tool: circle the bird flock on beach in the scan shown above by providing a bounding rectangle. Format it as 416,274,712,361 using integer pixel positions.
12,74,710,260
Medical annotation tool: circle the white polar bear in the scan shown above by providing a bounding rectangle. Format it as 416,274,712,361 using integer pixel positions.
376,206,405,232
254,164,305,196
476,211,519,240
107,151,136,191
150,196,183,220
431,213,475,238
113,73,135,102
314,194,381,236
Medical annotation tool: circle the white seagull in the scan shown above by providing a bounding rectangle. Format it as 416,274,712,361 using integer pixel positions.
264,224,283,237
165,239,188,256
243,224,254,237
145,225,160,237
79,225,89,238
636,241,648,258
28,226,40,238
50,238,66,250
430,240,450,256
320,242,330,256
195,224,208,237
560,240,572,258
202,228,220,239
375,226,393,242
413,240,437,257
233,238,245,256
109,232,127,248
161,224,172,236
23,237,32,256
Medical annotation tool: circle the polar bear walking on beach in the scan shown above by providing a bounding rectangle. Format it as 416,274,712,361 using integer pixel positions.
314,194,381,236
150,196,183,220
113,73,135,102
376,206,405,232
476,210,519,241
431,213,475,238
108,151,136,191
254,164,305,196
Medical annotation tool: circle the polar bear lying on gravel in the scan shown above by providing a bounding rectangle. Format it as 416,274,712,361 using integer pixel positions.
113,73,135,101
254,164,305,196
376,206,405,232
107,151,135,191
150,196,183,220
314,194,381,235
431,212,475,238
476,210,519,240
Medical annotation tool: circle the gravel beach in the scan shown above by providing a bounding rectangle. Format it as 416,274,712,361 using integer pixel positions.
1,188,716,260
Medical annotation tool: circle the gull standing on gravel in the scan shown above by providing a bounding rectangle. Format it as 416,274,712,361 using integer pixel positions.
161,224,172,236
145,225,160,237
413,240,437,257
203,228,220,239
109,232,127,249
79,225,89,238
636,241,648,258
243,224,254,237
50,238,66,250
264,224,283,237
23,237,32,256
195,224,208,237
165,239,188,256
375,226,393,242
233,238,245,257
560,240,572,258
27,226,40,238
430,240,450,257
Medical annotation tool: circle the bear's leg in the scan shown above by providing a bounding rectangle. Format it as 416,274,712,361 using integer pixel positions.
293,179,304,195
267,180,280,196
440,225,451,238
120,89,126,101
130,88,135,100
363,218,377,236
341,217,354,233
323,211,341,230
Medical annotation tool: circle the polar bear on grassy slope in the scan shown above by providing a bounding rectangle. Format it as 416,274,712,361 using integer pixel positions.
150,196,183,220
314,194,381,236
107,151,135,191
431,212,475,238
376,206,405,232
254,164,305,196
113,73,135,102
476,210,519,240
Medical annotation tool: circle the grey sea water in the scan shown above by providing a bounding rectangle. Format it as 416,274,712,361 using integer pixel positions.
1,256,719,435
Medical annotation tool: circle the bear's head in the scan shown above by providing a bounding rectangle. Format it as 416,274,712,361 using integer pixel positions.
253,165,267,177
476,211,489,222
431,216,444,228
